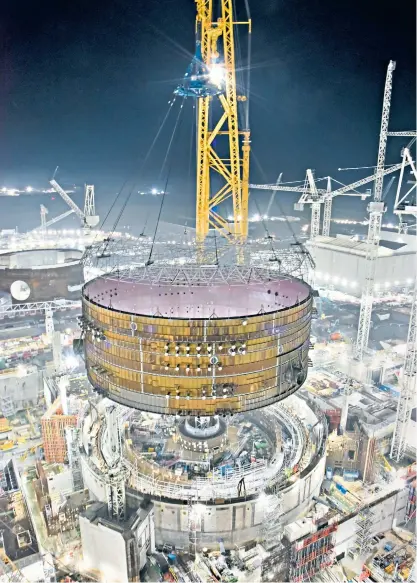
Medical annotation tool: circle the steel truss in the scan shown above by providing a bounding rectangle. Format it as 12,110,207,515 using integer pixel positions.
394,147,417,230
355,505,374,554
390,280,417,461
355,61,396,361
83,235,313,280
0,299,80,317
95,263,303,287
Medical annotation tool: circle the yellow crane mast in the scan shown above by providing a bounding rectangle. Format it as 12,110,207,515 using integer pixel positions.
179,0,251,245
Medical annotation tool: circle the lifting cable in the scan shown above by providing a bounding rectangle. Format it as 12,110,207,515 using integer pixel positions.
253,197,280,265
96,97,178,256
146,99,186,266
251,150,299,243
251,151,313,269
188,102,196,180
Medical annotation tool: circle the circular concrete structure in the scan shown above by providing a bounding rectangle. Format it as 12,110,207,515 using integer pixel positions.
80,393,327,549
0,248,83,303
82,266,313,415
177,416,227,451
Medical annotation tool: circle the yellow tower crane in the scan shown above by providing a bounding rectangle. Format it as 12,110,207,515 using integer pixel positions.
177,0,251,246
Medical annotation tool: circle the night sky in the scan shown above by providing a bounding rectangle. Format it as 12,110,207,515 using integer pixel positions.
0,0,415,232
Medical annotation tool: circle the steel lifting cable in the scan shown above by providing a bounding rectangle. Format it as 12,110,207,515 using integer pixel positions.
146,99,186,266
251,150,300,244
108,97,180,237
188,102,196,180
93,97,178,256
253,197,281,264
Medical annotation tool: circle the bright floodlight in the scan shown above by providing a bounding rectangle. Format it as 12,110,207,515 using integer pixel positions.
151,188,158,195
26,186,33,192
209,64,225,86
65,355,79,370
16,364,27,377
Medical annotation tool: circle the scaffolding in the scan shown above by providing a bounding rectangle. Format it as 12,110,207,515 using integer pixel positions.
187,498,202,558
106,472,127,522
65,427,84,492
405,480,416,524
289,524,338,582
260,492,288,582
355,505,374,555
0,461,19,494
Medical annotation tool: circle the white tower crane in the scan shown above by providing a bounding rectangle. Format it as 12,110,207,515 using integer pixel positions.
40,205,48,230
390,280,417,462
390,150,417,461
264,173,283,218
302,169,321,287
394,146,417,233
354,60,396,362
45,308,63,374
322,177,332,237
83,184,96,220
250,162,404,234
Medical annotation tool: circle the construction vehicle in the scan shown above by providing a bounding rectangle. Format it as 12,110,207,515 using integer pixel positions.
0,441,17,452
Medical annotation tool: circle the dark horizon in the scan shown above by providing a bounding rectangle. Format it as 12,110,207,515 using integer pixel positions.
0,0,415,233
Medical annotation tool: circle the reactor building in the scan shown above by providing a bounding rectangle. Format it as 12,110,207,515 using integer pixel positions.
81,265,313,414
77,265,327,551
0,248,84,303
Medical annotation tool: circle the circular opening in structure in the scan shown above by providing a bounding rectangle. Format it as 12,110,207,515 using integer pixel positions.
83,267,311,320
10,280,31,301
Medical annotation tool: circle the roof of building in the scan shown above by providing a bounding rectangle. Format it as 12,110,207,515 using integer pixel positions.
312,231,416,257
0,491,39,563
81,496,153,538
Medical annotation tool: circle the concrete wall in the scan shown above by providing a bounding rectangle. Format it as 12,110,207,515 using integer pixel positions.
332,487,409,557
80,515,129,583
151,454,326,549
81,457,108,502
314,246,415,297
0,367,41,415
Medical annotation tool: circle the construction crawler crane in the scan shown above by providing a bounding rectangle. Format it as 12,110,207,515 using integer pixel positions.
176,0,251,245
49,179,99,229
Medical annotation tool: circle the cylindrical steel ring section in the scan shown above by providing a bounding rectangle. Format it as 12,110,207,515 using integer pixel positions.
82,268,313,415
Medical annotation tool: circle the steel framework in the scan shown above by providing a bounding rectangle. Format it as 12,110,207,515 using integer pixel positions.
355,61,396,361
102,404,128,521
394,147,417,233
0,299,80,317
66,427,84,491
390,280,417,461
84,185,96,219
194,0,251,244
50,179,85,223
251,163,404,241
322,177,333,237
98,263,298,287
355,505,374,554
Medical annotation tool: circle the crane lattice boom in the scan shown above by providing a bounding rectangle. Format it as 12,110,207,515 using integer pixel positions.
390,282,417,461
194,0,251,245
354,60,396,361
